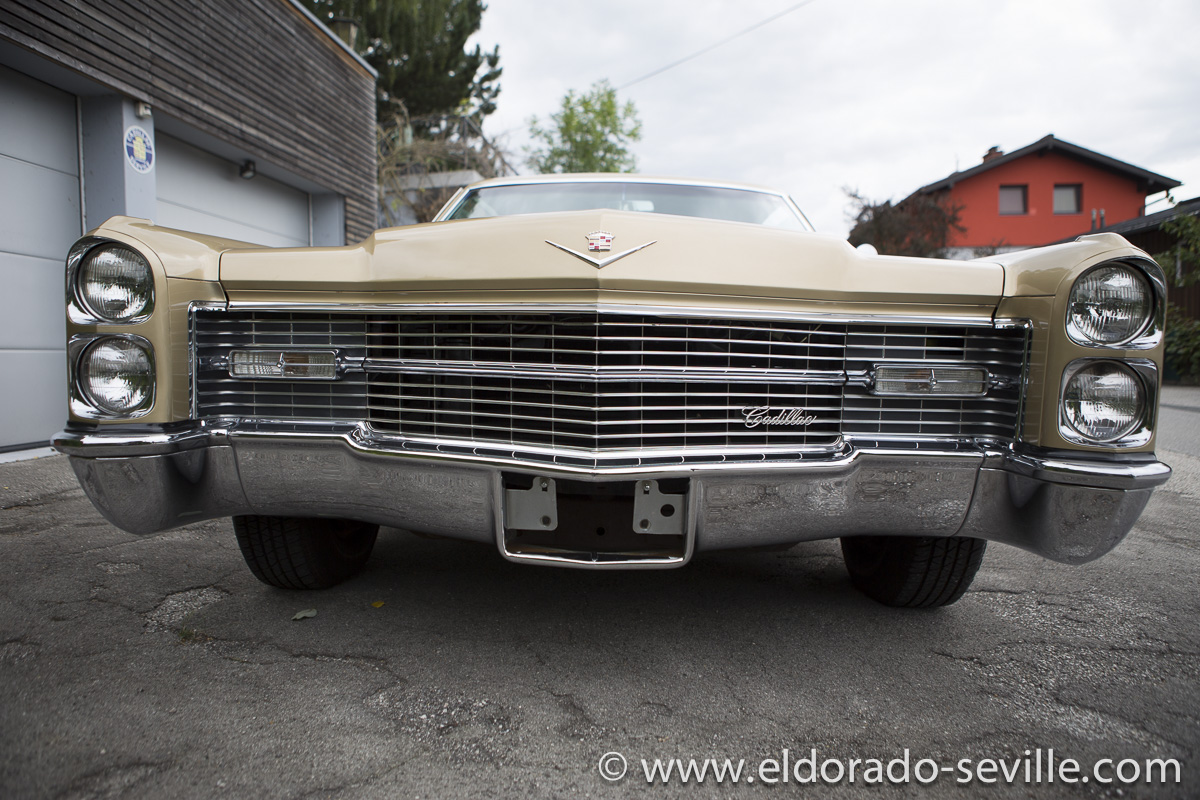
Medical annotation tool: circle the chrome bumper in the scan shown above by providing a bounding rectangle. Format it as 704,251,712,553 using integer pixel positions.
53,425,1171,568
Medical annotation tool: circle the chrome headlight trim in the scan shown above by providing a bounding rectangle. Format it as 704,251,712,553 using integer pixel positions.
1058,358,1157,448
69,334,157,419
1065,258,1164,349
66,237,155,325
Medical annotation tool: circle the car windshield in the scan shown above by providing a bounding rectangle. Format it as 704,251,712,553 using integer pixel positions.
443,181,808,231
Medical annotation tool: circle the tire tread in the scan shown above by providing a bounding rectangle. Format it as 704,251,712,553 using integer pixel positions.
841,535,987,608
233,515,377,590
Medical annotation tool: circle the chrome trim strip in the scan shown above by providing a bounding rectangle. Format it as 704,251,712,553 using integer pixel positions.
544,238,658,268
54,423,1168,491
356,359,849,384
217,301,1001,327
1004,452,1171,489
1006,319,1034,442
189,300,227,421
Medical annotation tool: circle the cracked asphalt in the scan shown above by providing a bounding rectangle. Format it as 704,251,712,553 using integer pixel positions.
2,389,1198,798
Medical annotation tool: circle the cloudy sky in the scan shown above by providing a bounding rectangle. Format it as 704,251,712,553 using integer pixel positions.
469,0,1200,236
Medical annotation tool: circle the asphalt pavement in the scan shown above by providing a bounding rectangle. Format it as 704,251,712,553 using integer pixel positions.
2,390,1199,798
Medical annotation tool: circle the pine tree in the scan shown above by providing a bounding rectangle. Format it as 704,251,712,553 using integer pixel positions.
304,0,501,121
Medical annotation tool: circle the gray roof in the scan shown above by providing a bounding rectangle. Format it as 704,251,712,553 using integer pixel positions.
1051,196,1200,244
1096,196,1200,236
915,134,1181,196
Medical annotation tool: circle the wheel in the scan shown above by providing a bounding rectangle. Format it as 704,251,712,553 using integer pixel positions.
840,535,986,608
233,515,378,589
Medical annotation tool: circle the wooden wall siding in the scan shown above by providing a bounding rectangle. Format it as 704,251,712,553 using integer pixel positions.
1,0,376,243
1169,284,1200,321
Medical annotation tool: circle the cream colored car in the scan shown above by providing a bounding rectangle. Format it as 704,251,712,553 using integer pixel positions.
54,175,1171,607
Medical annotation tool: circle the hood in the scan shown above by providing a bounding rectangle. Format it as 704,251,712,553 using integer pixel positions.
216,211,1005,309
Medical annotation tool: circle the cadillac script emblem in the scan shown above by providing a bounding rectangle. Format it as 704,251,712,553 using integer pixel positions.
742,407,818,428
586,231,614,251
544,231,657,269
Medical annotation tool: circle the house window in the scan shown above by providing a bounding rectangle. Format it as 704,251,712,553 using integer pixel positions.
1054,184,1082,214
998,185,1027,215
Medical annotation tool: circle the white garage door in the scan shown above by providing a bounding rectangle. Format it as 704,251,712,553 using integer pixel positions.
0,65,81,449
156,134,310,247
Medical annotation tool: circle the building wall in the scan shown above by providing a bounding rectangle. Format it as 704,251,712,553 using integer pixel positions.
0,65,79,449
0,0,376,242
945,151,1147,250
0,0,377,449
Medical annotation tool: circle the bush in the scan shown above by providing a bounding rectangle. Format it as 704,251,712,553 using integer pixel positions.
1166,303,1200,383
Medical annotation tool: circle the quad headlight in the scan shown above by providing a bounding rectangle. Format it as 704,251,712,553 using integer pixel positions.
1061,360,1146,444
1066,262,1153,346
73,336,155,417
72,243,154,323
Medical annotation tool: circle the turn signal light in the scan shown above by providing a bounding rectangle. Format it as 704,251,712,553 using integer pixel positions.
873,365,988,396
229,350,338,380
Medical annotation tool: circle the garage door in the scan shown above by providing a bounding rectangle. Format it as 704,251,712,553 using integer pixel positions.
0,65,81,449
156,134,310,247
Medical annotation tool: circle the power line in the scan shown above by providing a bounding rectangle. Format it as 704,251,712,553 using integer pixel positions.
618,0,821,91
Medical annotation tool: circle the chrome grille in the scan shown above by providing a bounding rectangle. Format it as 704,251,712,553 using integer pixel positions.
842,326,1025,441
193,310,1027,457
193,313,369,420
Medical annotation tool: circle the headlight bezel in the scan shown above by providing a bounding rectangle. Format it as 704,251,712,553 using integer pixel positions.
66,237,156,325
68,334,157,419
1064,258,1164,350
1058,358,1157,448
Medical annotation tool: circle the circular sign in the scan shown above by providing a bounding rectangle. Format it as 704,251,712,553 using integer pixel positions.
124,125,154,173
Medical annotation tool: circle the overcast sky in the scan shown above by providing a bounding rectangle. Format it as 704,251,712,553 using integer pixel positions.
469,0,1200,236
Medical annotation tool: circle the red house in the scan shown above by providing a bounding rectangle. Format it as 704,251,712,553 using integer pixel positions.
912,135,1180,255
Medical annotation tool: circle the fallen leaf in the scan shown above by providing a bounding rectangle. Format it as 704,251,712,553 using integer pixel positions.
292,608,317,621
371,601,385,608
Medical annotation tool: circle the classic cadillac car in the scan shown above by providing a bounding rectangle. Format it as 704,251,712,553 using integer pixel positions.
54,175,1171,607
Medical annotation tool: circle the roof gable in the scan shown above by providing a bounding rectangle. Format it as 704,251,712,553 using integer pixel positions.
916,135,1180,196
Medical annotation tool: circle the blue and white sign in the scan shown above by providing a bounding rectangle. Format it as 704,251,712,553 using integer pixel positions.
124,125,154,173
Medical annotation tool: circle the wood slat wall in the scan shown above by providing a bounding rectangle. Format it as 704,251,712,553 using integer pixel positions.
1,0,376,243
1169,284,1200,320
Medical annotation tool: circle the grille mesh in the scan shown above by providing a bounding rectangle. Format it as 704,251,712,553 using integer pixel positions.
194,310,1026,456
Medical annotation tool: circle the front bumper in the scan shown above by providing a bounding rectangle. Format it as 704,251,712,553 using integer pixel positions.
53,424,1171,568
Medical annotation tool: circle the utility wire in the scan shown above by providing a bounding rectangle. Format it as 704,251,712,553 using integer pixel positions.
618,0,821,90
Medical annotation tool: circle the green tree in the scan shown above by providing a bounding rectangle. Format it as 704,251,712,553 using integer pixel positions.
304,0,501,121
1156,213,1200,287
1153,208,1200,383
526,81,642,173
845,189,966,258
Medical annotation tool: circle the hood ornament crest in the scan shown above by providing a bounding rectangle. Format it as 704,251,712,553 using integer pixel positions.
586,230,614,251
545,231,657,269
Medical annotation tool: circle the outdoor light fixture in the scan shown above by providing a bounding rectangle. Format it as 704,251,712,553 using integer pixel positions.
239,160,257,180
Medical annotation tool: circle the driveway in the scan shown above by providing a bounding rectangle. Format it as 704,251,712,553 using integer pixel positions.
2,390,1198,798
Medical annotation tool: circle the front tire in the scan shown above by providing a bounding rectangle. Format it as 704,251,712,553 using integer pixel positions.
233,515,378,589
840,535,986,608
